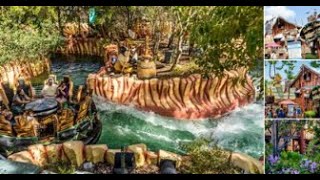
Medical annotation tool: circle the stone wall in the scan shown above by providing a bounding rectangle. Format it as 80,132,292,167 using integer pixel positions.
0,59,50,88
87,67,255,120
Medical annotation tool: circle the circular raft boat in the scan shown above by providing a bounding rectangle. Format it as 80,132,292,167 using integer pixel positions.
0,83,102,157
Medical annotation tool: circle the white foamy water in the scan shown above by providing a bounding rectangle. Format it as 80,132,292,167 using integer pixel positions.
94,96,264,158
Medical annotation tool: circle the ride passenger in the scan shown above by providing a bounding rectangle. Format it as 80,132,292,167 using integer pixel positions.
0,96,13,124
129,46,139,68
11,87,32,115
21,109,39,137
41,76,58,98
56,76,71,104
16,77,34,99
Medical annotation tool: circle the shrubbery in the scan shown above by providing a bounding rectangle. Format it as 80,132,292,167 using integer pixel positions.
266,150,319,174
0,21,62,65
305,111,316,118
179,138,243,174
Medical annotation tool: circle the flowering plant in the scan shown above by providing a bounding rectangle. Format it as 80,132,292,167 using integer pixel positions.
266,152,319,174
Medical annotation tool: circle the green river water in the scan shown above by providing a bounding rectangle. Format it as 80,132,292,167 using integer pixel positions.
33,60,264,159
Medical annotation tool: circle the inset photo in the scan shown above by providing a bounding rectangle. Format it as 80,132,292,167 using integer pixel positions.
265,60,320,119
265,120,320,174
264,6,320,59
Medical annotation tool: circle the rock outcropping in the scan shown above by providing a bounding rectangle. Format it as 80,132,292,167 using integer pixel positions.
7,141,263,174
0,59,50,88
87,67,255,119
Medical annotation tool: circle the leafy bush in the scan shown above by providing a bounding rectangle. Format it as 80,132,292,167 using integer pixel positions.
305,111,316,118
172,61,202,76
266,151,319,174
179,138,243,174
0,20,62,65
305,53,318,59
266,137,320,174
45,161,76,174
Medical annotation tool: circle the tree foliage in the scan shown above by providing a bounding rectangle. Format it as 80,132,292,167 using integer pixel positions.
189,6,263,75
266,61,297,80
0,6,263,76
266,121,320,174
0,6,62,65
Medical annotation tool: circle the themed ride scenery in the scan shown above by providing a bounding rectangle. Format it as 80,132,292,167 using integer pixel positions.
0,70,102,153
0,6,263,174
265,120,320,174
265,9,320,59
265,61,320,119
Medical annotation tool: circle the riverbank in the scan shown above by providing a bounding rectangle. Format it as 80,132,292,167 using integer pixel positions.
6,141,263,174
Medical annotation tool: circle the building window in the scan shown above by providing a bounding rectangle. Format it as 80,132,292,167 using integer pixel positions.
304,72,311,82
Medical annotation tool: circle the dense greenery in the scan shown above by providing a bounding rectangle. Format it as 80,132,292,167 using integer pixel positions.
266,121,320,174
0,7,62,65
180,138,243,174
190,6,263,75
0,6,262,75
0,22,61,64
266,149,320,174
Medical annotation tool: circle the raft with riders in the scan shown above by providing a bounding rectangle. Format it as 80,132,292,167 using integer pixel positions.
0,74,102,156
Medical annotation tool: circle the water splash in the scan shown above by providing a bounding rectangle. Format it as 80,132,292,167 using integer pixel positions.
32,60,263,158
95,96,264,158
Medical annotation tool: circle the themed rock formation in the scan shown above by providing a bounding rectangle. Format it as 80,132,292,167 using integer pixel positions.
60,23,104,56
7,141,182,170
46,144,63,164
28,144,48,167
7,141,263,174
87,67,255,120
0,59,50,88
61,38,104,57
230,152,264,174
128,143,148,168
85,144,108,164
62,141,85,167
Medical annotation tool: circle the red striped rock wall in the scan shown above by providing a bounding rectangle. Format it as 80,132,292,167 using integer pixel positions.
61,38,104,57
0,59,50,88
87,67,255,120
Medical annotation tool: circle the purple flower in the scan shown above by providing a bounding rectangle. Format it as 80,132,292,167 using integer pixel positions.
301,159,311,168
268,155,279,165
309,162,317,173
290,169,300,174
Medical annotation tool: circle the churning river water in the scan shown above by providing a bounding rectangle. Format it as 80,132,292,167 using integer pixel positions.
33,60,264,159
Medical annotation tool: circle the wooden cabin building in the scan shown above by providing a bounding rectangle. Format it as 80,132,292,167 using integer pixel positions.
289,64,320,112
264,17,311,58
265,17,299,37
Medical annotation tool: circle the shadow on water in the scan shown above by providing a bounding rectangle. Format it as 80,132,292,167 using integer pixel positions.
32,54,103,89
